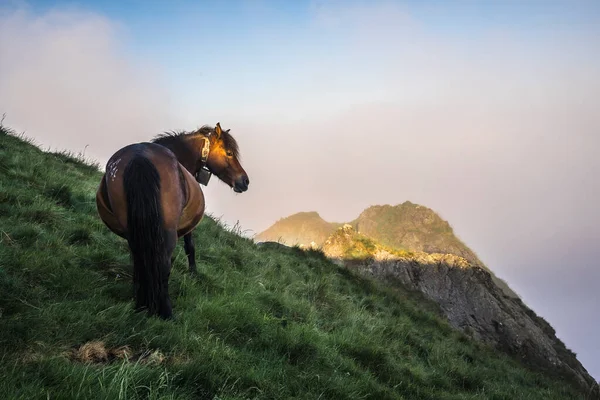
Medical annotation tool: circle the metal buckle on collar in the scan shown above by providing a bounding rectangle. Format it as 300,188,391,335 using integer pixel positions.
201,137,210,163
196,137,212,186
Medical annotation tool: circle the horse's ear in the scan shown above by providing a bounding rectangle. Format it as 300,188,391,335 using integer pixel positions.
215,122,222,138
225,129,230,133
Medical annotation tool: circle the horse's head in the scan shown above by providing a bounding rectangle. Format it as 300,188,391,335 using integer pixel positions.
205,123,249,193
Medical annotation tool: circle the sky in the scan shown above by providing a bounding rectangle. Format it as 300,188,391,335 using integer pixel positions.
1,0,599,380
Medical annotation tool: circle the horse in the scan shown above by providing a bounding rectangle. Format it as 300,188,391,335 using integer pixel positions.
95,123,249,319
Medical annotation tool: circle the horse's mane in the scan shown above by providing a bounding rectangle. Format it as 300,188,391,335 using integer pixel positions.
152,125,239,158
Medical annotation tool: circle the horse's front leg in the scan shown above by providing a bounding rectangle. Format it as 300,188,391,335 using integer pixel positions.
183,232,197,274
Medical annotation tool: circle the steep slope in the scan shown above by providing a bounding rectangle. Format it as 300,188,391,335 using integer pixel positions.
255,211,342,247
323,225,599,394
0,125,594,399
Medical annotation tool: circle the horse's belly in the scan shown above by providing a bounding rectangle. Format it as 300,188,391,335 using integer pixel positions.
177,167,205,237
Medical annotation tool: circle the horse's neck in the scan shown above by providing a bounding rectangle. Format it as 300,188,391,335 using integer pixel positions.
165,136,206,174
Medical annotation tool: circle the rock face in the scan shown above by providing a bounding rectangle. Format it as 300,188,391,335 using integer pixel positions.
323,225,599,395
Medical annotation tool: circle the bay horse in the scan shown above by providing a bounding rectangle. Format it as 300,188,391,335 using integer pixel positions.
95,123,249,319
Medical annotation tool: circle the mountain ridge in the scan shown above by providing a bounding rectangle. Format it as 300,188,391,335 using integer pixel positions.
255,203,517,298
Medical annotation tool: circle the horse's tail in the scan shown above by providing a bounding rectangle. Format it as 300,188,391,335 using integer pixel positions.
123,155,170,317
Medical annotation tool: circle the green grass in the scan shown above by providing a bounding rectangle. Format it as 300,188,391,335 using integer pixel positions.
0,125,587,399
337,232,414,261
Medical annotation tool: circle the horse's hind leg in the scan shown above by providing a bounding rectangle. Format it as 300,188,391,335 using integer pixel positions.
183,232,197,274
159,230,177,319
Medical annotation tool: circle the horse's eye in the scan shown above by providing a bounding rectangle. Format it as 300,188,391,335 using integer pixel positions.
226,150,233,157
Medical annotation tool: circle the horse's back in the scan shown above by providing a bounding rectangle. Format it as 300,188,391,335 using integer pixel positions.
96,142,205,237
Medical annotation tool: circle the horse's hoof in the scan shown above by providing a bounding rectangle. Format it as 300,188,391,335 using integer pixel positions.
159,312,174,320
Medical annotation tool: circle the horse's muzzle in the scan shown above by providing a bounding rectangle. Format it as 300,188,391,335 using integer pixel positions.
233,175,250,193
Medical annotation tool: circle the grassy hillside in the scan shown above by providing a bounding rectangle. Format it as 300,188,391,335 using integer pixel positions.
0,125,587,399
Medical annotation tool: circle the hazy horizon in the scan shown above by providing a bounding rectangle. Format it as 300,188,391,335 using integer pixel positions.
1,0,598,380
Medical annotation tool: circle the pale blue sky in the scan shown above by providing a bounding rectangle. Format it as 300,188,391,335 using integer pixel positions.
1,0,599,381
17,0,600,120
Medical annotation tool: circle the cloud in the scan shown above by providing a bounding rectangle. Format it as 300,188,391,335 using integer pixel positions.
218,1,599,232
0,5,175,167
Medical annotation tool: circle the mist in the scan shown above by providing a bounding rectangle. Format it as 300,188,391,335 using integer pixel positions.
0,6,175,166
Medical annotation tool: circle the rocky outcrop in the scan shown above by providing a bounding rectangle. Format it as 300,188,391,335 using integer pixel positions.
323,225,599,395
